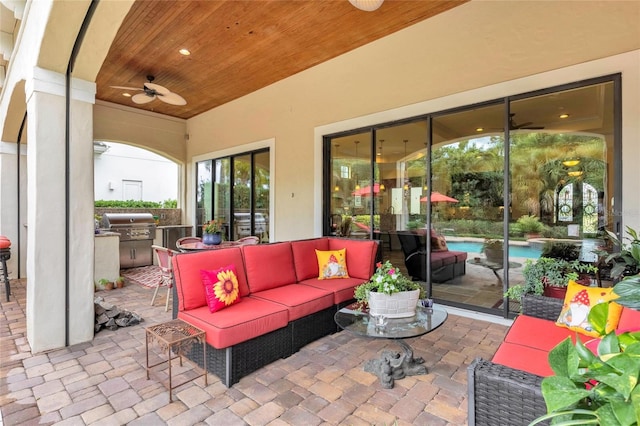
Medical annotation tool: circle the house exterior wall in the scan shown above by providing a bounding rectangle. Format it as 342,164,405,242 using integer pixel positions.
184,1,640,242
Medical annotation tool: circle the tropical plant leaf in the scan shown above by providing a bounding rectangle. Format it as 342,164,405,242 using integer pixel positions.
541,376,592,413
549,338,579,377
597,403,624,426
588,302,609,336
575,338,598,365
613,278,640,309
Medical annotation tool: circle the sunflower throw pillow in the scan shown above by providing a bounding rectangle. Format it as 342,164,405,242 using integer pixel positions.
556,280,623,337
316,248,349,280
201,264,241,313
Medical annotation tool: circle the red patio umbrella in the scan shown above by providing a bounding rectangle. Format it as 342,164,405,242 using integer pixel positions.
352,183,381,196
420,191,458,203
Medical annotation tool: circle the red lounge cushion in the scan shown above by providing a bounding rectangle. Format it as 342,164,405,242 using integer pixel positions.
299,277,366,304
492,341,554,377
504,315,591,352
252,284,334,321
291,238,330,281
329,238,377,280
201,265,241,313
617,306,640,332
173,247,249,311
316,249,350,279
178,297,288,349
243,242,297,293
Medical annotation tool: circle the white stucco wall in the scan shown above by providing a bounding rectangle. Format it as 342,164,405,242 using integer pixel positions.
94,142,178,203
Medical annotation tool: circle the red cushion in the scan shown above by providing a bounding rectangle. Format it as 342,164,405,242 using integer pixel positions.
291,238,330,281
504,315,591,352
328,238,377,280
173,248,249,311
299,277,366,304
617,306,640,332
243,242,297,292
492,341,554,377
178,297,288,349
251,284,334,321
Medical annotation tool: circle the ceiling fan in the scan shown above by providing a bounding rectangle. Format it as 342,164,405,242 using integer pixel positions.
509,113,544,130
110,75,186,106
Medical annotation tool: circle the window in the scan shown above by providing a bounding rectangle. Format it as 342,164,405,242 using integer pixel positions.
196,149,270,242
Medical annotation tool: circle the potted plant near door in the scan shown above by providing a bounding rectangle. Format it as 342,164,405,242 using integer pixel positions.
505,257,598,302
516,214,546,239
354,261,425,318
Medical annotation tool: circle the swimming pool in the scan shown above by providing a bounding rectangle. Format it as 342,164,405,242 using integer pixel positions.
446,241,541,259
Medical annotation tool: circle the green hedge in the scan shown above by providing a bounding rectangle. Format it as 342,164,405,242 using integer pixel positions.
95,199,177,208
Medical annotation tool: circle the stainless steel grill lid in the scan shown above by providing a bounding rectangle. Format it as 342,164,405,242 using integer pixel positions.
101,213,155,228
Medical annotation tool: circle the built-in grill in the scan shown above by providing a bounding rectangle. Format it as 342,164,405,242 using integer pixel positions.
101,213,156,269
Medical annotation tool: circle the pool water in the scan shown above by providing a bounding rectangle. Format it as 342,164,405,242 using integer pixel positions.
446,241,541,259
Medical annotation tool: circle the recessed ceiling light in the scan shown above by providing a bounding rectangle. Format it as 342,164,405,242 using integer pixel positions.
559,113,570,119
179,48,191,56
123,93,131,97
476,127,484,132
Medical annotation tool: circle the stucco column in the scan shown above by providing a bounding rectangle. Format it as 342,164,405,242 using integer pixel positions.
25,67,95,353
0,140,27,279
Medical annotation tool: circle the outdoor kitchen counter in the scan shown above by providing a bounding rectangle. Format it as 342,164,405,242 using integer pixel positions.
95,232,120,284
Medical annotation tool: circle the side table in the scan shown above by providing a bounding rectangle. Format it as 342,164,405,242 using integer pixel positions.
146,319,207,401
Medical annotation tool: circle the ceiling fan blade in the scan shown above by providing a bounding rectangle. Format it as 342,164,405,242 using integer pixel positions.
144,82,171,95
110,85,143,91
131,93,155,104
514,121,534,129
157,91,187,106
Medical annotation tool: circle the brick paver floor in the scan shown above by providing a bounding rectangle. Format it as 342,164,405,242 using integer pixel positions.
1,278,509,425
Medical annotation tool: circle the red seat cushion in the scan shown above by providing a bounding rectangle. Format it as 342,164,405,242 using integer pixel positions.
251,284,334,321
492,341,554,377
617,306,640,333
504,314,590,352
299,277,366,304
178,297,288,349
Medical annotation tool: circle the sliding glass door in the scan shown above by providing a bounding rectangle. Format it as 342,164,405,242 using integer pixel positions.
323,75,620,317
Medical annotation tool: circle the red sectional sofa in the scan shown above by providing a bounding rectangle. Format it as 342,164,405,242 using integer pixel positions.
171,237,380,387
468,294,640,426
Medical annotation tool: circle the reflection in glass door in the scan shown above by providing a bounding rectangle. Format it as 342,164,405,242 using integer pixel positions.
431,104,508,313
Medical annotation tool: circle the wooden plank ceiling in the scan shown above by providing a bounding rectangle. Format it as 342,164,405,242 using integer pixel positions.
95,0,467,119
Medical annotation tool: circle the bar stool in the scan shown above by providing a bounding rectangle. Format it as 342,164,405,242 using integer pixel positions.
0,236,11,302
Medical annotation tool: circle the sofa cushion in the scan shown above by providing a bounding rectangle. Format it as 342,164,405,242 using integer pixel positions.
430,229,448,252
492,341,554,377
505,314,591,352
617,306,640,333
173,247,249,311
252,284,334,321
178,297,289,349
556,281,622,337
291,238,330,281
299,277,366,304
243,242,297,293
201,265,241,313
328,238,378,280
316,248,349,279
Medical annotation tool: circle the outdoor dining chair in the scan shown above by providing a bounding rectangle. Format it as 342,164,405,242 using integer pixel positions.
151,245,178,311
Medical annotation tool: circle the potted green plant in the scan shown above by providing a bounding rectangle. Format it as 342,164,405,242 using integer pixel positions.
115,276,125,289
354,261,425,318
541,241,581,261
530,278,640,425
481,239,504,264
505,257,598,301
596,226,640,280
98,278,114,291
516,214,546,239
202,219,223,245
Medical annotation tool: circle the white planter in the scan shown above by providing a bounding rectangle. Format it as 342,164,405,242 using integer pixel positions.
368,289,420,318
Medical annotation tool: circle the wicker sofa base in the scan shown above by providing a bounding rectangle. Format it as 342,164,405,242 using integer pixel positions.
186,324,292,388
291,306,337,352
468,358,549,426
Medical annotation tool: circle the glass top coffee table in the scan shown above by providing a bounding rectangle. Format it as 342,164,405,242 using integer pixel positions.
335,304,448,388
